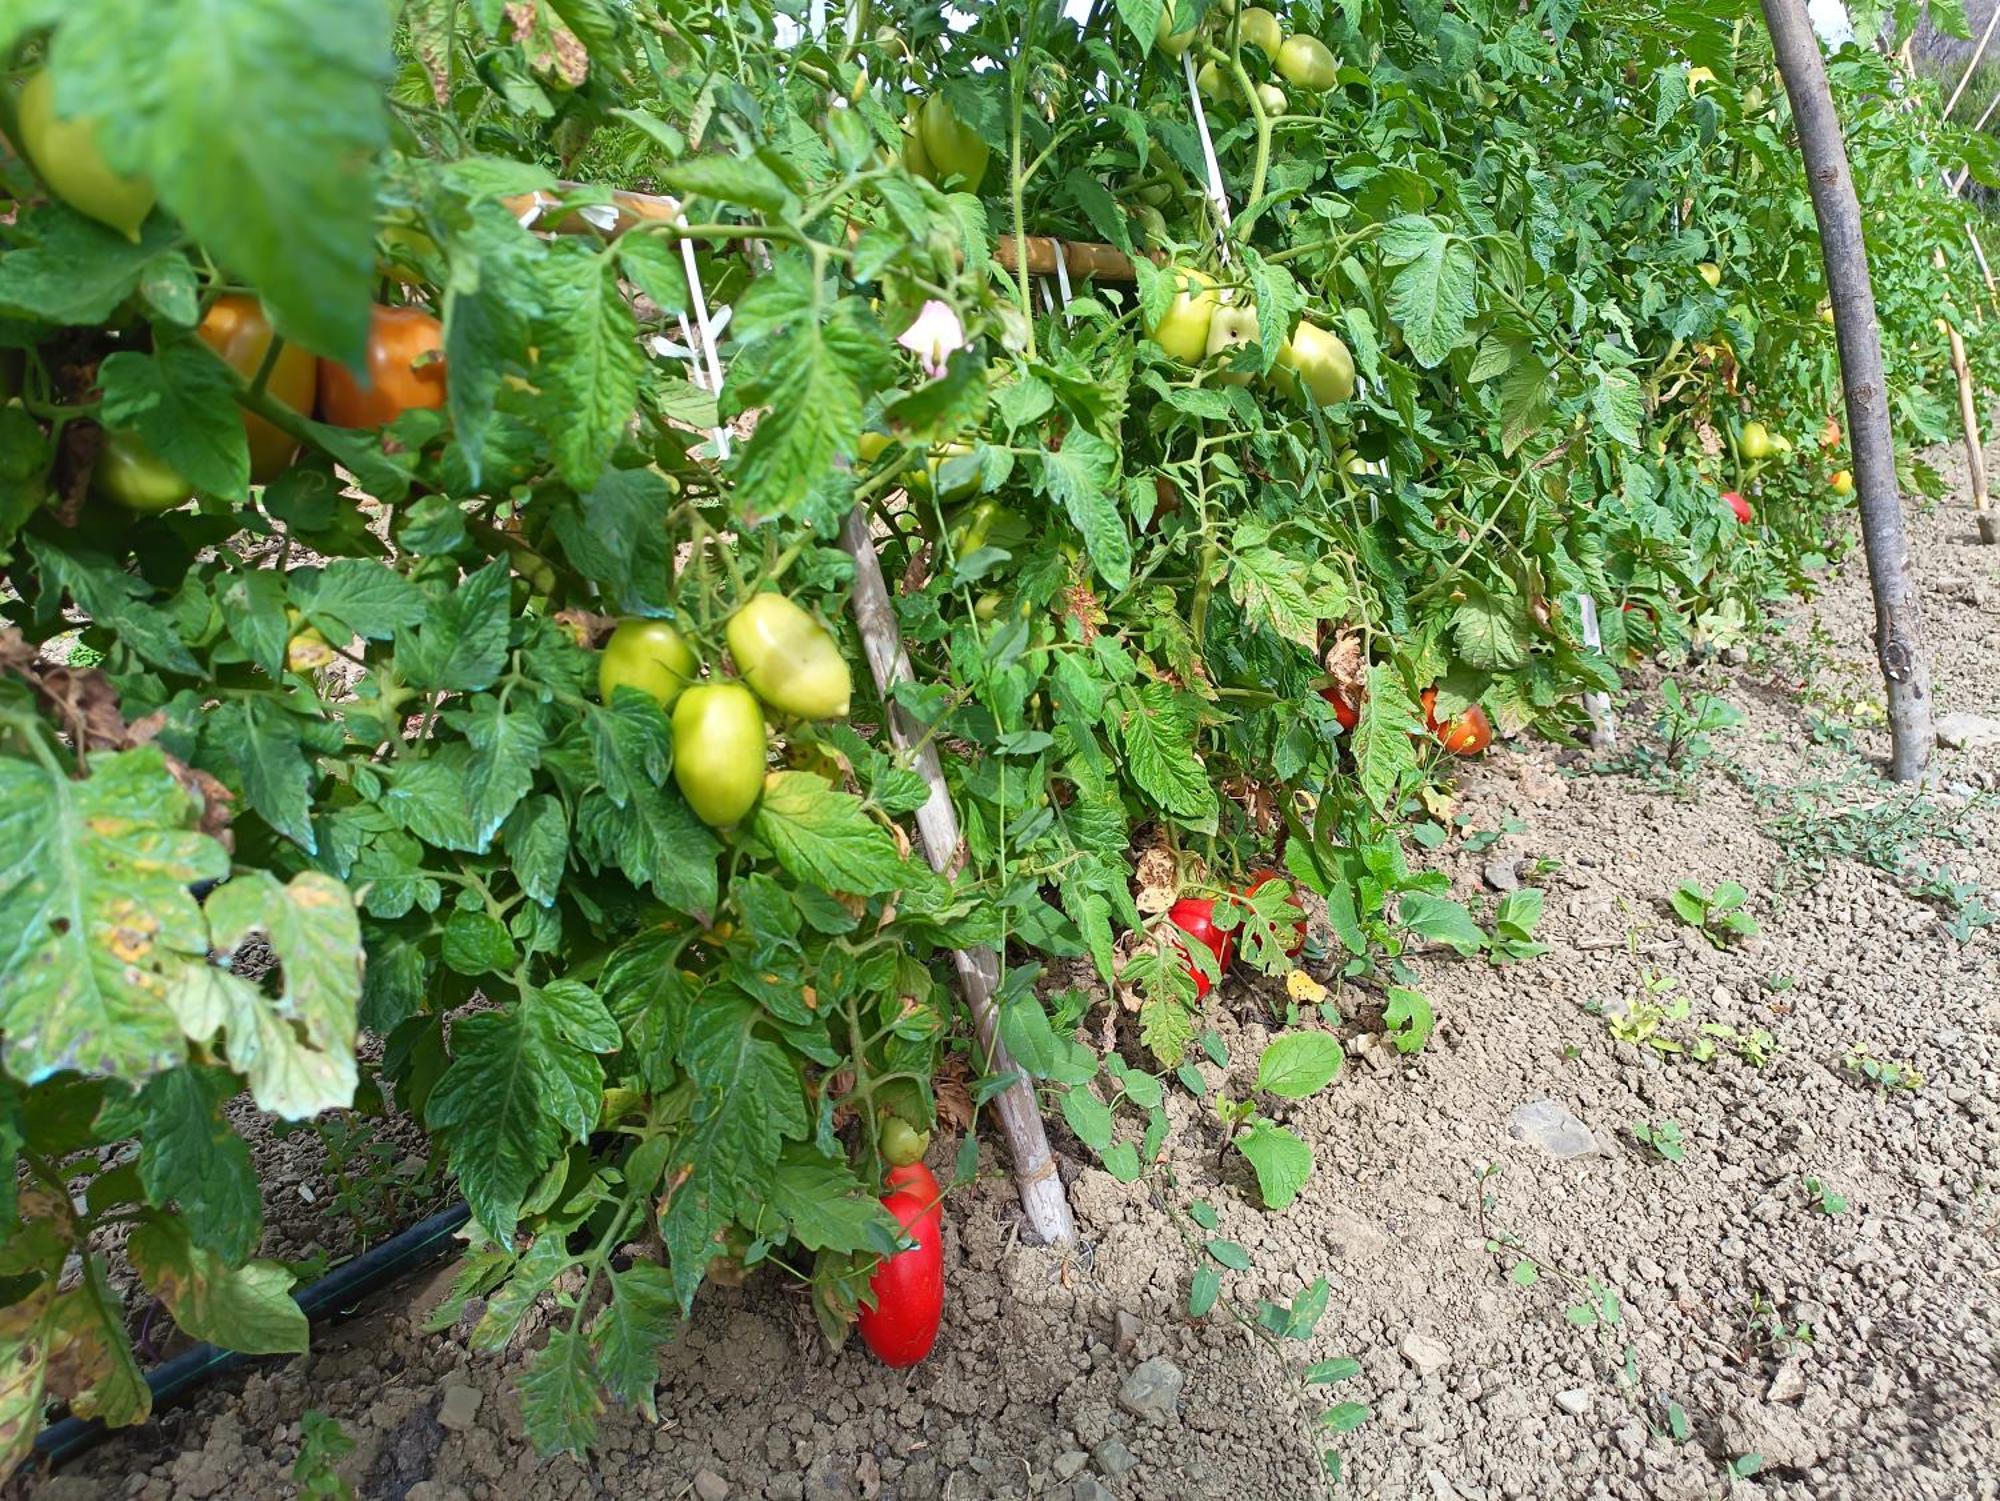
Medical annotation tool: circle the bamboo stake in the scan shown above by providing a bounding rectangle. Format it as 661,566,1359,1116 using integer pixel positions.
1763,0,1935,781
503,182,1150,281
838,509,1077,1245
1947,318,1997,543
1942,1,2000,120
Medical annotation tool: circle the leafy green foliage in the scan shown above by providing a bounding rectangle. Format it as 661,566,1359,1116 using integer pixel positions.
0,0,1983,1471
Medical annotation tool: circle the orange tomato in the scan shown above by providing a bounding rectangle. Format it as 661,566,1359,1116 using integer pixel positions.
317,304,447,428
196,294,317,482
1420,688,1493,756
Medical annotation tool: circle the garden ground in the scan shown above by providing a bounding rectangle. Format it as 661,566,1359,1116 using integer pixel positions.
17,459,2000,1501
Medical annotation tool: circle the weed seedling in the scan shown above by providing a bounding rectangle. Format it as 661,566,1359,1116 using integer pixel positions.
1843,1044,1925,1093
1632,1120,1687,1163
1669,880,1759,946
1804,1177,1848,1215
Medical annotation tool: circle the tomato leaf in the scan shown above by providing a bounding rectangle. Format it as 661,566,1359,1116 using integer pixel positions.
1112,684,1216,828
208,697,318,852
400,558,513,693
1351,666,1422,810
0,744,225,1087
132,1066,261,1265
1037,429,1131,589
426,979,617,1240
1398,892,1484,955
1451,580,1530,671
531,241,644,489
98,341,248,500
752,772,918,897
0,205,180,325
128,1218,305,1355
52,0,391,366
518,1326,603,1459
1377,216,1478,368
767,1148,897,1253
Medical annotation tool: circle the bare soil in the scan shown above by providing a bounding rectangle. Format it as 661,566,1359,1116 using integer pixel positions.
16,474,2000,1501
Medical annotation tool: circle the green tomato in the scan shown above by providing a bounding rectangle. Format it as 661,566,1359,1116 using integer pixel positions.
16,71,156,242
599,619,700,710
904,441,979,502
1132,203,1169,249
1739,420,1777,460
1273,319,1356,405
900,98,933,179
1195,59,1231,104
918,95,989,190
1238,6,1284,57
1276,34,1338,92
1145,265,1220,363
1256,81,1288,115
726,593,853,720
671,683,768,828
880,1116,931,1167
1137,180,1174,207
1697,261,1722,288
1156,0,1200,56
93,430,191,513
1206,300,1260,385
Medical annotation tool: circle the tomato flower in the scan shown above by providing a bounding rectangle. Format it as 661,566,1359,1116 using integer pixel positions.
898,299,965,379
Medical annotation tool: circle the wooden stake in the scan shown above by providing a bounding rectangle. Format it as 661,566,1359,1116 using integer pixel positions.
1947,319,1997,543
1763,0,1934,782
837,508,1077,1245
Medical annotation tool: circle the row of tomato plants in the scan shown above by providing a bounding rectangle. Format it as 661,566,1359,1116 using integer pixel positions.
0,0,1990,1467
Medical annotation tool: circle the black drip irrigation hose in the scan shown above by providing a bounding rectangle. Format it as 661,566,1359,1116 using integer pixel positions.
31,1200,472,1471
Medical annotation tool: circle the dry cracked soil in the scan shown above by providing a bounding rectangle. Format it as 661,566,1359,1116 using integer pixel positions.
14,460,2000,1501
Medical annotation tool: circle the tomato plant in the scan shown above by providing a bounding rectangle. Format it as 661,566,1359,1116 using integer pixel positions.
0,0,1987,1474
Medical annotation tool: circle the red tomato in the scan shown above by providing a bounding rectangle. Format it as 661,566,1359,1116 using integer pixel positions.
1319,683,1360,730
318,304,447,428
1420,688,1493,756
857,1179,944,1368
1168,896,1233,996
1722,489,1754,524
1245,870,1306,958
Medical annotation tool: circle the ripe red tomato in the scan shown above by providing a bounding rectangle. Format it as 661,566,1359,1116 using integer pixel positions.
1245,871,1306,958
857,1173,944,1368
1420,688,1493,756
1722,489,1754,524
197,294,317,482
318,304,447,428
1319,683,1359,730
1168,896,1233,997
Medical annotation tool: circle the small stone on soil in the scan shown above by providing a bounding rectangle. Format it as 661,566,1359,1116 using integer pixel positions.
1112,1309,1142,1354
1507,1099,1599,1159
1399,1330,1453,1377
1092,1437,1138,1476
1117,1357,1185,1417
1554,1388,1594,1416
1935,712,2000,750
1767,1357,1807,1403
692,1469,731,1501
1483,858,1522,892
1071,1478,1117,1501
436,1382,482,1432
1054,1451,1089,1480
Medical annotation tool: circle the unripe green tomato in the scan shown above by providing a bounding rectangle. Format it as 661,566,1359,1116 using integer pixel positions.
1145,265,1220,363
94,430,191,513
1276,34,1337,92
1697,261,1722,288
671,683,768,827
1196,60,1230,103
1137,180,1174,207
1273,319,1356,405
1238,7,1284,57
1739,420,1777,460
599,618,699,710
1256,81,1287,115
917,95,988,189
857,429,894,464
1206,300,1260,386
726,593,853,720
904,441,978,502
1156,0,1200,56
16,70,155,242
881,1116,931,1166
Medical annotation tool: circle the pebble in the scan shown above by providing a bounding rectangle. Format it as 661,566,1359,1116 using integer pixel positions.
1054,1452,1089,1480
1118,1357,1185,1417
1483,858,1522,892
1071,1479,1116,1501
1767,1358,1807,1404
1935,712,2000,750
436,1382,483,1432
1507,1099,1599,1159
1092,1437,1138,1476
1112,1310,1142,1355
1400,1330,1454,1377
692,1470,731,1501
1554,1388,1594,1416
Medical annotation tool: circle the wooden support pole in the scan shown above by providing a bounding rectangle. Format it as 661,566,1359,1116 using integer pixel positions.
838,509,1077,1245
1947,318,1997,543
1763,0,1934,781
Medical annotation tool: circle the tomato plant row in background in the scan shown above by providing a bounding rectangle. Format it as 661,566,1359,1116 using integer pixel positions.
0,0,1989,1471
